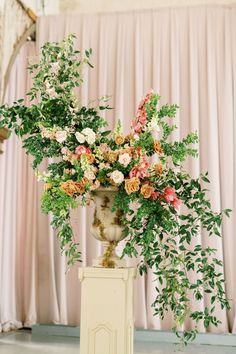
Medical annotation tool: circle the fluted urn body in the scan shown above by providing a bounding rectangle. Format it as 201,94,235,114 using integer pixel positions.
90,187,126,268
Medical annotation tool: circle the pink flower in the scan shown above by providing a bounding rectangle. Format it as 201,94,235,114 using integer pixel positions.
61,147,68,155
137,90,154,110
131,120,143,133
129,166,149,179
129,167,139,178
139,156,149,169
164,187,176,203
171,197,181,209
99,143,109,153
129,156,150,179
75,145,87,155
131,90,154,133
136,110,147,125
151,191,159,200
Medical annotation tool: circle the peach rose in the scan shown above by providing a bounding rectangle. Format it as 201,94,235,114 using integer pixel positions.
154,140,163,154
140,184,154,199
125,134,134,142
60,180,80,196
124,177,140,195
154,163,163,175
106,151,118,163
75,181,85,194
115,135,125,145
76,178,90,194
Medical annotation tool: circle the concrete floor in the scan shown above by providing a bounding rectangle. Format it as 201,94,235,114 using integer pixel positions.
0,331,235,354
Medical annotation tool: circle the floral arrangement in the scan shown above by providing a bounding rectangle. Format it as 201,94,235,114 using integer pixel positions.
0,35,231,344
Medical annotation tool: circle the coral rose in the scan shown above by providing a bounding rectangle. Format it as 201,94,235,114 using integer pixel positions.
125,177,140,195
151,191,159,200
154,140,163,154
171,197,181,209
140,184,154,199
164,187,176,202
75,145,87,156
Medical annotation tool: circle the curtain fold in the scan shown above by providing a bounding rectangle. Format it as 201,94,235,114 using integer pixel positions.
0,5,236,332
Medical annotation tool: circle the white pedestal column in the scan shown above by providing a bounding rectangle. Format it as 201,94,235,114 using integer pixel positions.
79,267,137,354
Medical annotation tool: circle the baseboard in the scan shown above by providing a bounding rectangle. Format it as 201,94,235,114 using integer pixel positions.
31,324,236,347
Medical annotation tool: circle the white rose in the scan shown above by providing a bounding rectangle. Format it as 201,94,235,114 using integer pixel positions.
55,130,67,143
86,134,96,145
118,153,131,167
110,170,124,184
82,127,94,136
84,169,96,180
75,132,86,143
82,128,96,144
99,162,110,169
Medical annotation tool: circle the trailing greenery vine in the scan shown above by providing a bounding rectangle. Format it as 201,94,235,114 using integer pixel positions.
0,34,231,344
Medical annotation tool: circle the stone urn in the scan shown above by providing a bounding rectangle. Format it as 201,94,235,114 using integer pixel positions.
90,187,127,268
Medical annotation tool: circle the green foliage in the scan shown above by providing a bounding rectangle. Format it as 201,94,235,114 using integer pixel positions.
0,35,110,265
0,34,232,345
112,168,231,345
41,187,81,266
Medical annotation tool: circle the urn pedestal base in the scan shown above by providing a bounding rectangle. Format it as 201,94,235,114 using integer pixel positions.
92,241,127,268
79,267,137,354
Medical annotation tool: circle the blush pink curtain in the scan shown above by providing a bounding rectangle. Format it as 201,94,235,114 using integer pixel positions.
0,5,236,333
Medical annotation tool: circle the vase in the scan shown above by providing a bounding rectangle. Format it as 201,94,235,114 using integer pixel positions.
90,187,127,268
